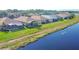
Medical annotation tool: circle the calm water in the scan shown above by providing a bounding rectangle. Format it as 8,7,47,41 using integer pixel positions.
18,23,79,50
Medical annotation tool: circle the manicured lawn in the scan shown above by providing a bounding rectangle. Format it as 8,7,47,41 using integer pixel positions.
0,28,40,42
0,16,79,42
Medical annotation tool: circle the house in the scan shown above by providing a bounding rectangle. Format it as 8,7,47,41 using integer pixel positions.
51,15,62,22
41,15,60,22
14,16,30,26
41,15,53,22
26,15,43,27
1,17,24,31
56,12,73,19
14,16,41,28
15,16,38,27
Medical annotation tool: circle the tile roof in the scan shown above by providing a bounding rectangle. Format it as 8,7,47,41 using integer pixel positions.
0,17,23,26
0,17,11,26
30,15,46,21
14,16,29,23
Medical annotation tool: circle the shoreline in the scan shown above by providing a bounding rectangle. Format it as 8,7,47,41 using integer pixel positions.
17,22,79,49
0,17,79,50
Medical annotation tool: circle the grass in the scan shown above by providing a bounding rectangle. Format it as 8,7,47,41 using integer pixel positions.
0,16,79,43
0,28,40,42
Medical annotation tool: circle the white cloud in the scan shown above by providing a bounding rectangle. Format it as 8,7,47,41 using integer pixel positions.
0,0,79,10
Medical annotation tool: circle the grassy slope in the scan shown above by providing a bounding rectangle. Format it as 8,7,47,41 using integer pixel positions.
0,16,79,42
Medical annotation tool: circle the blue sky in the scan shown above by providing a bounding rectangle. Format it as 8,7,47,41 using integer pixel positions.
0,0,79,10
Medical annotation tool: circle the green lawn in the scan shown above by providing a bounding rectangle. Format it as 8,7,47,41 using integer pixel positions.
0,16,79,42
0,28,40,42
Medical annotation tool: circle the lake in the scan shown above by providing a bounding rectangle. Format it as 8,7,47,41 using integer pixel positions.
18,23,79,50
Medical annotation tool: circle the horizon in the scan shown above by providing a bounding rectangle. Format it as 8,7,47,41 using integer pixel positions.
0,9,79,11
0,0,79,10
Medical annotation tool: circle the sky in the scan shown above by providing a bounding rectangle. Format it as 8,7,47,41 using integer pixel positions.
0,0,79,10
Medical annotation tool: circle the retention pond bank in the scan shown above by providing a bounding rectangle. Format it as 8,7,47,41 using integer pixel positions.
18,23,79,50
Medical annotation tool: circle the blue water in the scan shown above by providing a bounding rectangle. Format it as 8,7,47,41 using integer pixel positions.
18,23,79,50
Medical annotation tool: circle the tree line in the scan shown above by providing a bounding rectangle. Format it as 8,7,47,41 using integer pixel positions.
0,9,78,19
